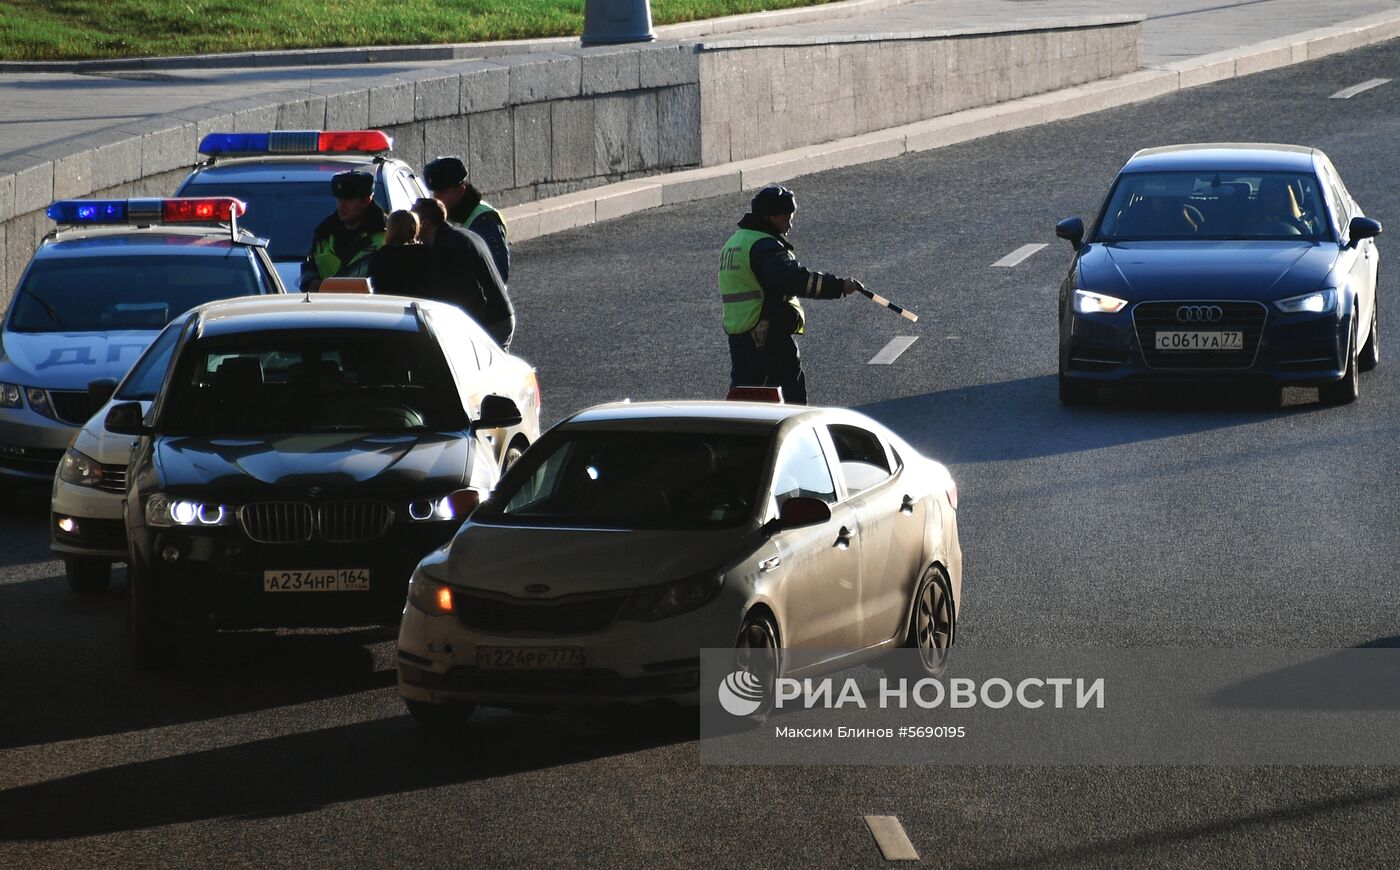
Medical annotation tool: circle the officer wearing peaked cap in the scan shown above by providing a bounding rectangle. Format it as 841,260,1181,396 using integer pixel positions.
423,156,510,283
719,185,863,405
300,170,386,292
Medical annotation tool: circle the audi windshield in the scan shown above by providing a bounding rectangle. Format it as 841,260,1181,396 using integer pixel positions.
1095,171,1335,242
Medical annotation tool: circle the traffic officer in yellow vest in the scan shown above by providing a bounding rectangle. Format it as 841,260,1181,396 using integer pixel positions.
720,185,862,404
423,156,510,283
299,170,386,292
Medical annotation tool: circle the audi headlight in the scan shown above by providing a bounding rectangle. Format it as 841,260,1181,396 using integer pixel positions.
620,571,724,622
407,569,455,614
1074,289,1129,315
1274,288,1337,314
25,388,56,420
145,495,235,528
58,448,105,488
0,383,21,409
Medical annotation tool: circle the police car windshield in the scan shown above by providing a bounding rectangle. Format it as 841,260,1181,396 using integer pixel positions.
181,182,379,259
158,329,467,436
115,320,184,401
10,253,268,334
483,431,769,530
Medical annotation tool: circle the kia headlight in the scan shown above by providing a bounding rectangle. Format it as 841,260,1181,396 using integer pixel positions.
0,383,21,409
620,571,724,622
145,495,235,527
407,568,456,615
1274,288,1337,314
1074,289,1128,315
58,448,105,488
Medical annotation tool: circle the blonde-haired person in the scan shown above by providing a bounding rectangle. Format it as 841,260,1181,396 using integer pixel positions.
369,209,434,296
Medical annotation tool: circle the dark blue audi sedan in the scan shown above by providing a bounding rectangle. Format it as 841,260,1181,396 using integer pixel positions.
1054,144,1382,405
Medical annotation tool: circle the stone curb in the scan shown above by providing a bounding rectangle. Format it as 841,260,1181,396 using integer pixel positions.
0,0,915,73
697,14,1144,50
502,7,1400,243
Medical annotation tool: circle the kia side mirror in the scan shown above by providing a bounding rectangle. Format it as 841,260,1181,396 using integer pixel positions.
1055,217,1085,251
1347,216,1382,249
104,401,148,436
475,394,523,429
776,496,831,530
87,378,117,407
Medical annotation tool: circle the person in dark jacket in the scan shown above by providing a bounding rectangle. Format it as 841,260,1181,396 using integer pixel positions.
411,198,516,349
719,185,862,404
423,156,510,283
368,209,434,296
299,170,386,292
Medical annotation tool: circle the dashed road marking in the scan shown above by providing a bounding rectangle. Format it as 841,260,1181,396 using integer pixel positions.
1330,78,1391,99
868,336,919,365
865,815,919,861
991,243,1048,268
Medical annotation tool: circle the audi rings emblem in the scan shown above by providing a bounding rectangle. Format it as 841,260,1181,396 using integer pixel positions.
1176,305,1224,323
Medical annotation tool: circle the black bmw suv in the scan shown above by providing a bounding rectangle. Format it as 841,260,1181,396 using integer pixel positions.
107,293,527,668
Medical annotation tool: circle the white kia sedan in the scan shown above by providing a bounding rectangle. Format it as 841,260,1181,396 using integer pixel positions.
396,400,963,728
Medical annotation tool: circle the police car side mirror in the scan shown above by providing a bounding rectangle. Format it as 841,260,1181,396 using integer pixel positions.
1056,217,1085,251
475,394,522,429
104,402,149,437
88,378,118,407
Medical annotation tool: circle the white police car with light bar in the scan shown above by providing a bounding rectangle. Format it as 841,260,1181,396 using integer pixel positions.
175,130,428,289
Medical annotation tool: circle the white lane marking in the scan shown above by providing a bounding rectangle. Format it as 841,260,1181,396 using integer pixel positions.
865,815,919,861
991,242,1048,268
868,336,919,365
1330,78,1391,99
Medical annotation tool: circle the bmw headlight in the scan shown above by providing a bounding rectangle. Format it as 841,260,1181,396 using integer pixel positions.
145,495,235,528
0,383,21,409
620,571,724,622
1274,288,1337,314
1074,289,1129,315
58,448,105,488
407,489,481,522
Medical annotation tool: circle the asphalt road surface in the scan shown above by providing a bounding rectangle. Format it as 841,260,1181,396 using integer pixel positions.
5,39,1400,868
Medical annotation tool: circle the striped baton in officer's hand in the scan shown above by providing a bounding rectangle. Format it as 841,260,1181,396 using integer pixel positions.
845,279,919,322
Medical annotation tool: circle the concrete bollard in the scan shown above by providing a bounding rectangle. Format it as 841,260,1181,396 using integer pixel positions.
581,0,656,46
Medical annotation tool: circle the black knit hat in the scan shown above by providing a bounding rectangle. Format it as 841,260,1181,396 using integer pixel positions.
330,170,374,199
751,185,796,216
423,156,468,192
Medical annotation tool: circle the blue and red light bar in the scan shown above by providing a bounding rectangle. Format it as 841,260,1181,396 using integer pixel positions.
197,130,394,156
47,197,246,225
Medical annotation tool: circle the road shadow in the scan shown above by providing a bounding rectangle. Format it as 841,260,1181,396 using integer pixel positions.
0,705,696,842
0,568,403,749
1210,642,1400,712
858,375,1318,464
0,479,55,569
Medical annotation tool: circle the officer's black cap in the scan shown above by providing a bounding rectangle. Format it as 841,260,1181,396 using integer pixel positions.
423,156,468,192
751,185,797,216
331,170,374,199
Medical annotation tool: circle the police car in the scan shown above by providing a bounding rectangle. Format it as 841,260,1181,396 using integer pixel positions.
0,197,284,483
175,130,428,289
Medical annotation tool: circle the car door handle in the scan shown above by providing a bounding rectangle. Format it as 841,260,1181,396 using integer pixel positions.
760,555,782,573
900,495,915,515
834,526,852,550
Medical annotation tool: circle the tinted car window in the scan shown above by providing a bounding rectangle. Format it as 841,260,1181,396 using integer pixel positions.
114,320,185,401
1096,171,1332,242
772,427,836,506
178,181,389,259
10,253,266,333
487,431,768,530
158,328,466,436
828,424,891,495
